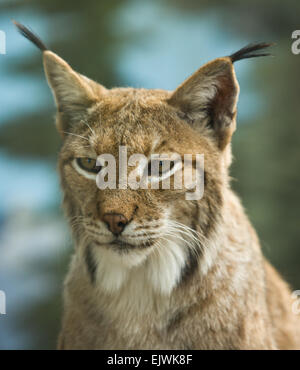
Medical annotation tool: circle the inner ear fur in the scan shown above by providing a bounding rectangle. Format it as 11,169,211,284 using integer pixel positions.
168,57,239,150
43,51,106,137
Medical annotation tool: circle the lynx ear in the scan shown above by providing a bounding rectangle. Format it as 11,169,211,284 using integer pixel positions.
43,51,104,134
13,20,106,136
168,43,272,150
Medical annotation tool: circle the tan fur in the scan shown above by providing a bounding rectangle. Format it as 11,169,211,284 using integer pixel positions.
39,49,300,350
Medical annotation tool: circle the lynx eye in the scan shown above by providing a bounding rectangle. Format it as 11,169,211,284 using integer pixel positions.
76,158,102,173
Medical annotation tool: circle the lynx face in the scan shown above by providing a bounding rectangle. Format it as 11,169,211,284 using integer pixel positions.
43,49,248,293
59,86,225,286
14,22,272,294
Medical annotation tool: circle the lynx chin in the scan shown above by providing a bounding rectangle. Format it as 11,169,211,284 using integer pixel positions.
14,20,300,350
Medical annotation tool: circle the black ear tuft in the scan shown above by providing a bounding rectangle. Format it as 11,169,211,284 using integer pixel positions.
12,20,48,51
230,42,274,63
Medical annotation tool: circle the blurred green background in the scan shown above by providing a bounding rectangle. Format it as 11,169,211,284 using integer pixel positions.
0,0,299,349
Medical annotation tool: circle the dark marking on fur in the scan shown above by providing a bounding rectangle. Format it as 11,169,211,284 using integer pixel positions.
167,310,185,333
179,241,201,286
135,223,161,231
85,245,97,284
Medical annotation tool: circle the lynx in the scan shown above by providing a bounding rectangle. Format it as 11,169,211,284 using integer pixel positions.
15,21,300,349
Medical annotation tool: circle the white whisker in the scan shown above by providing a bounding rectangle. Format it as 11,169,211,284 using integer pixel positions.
81,120,96,136
63,131,90,142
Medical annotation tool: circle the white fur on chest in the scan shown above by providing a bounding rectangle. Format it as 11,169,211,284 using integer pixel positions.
94,238,188,294
91,238,187,320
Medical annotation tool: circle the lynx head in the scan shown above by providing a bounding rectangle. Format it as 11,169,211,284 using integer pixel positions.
15,21,272,295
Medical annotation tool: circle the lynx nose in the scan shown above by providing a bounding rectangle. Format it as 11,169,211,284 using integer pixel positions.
102,213,128,235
